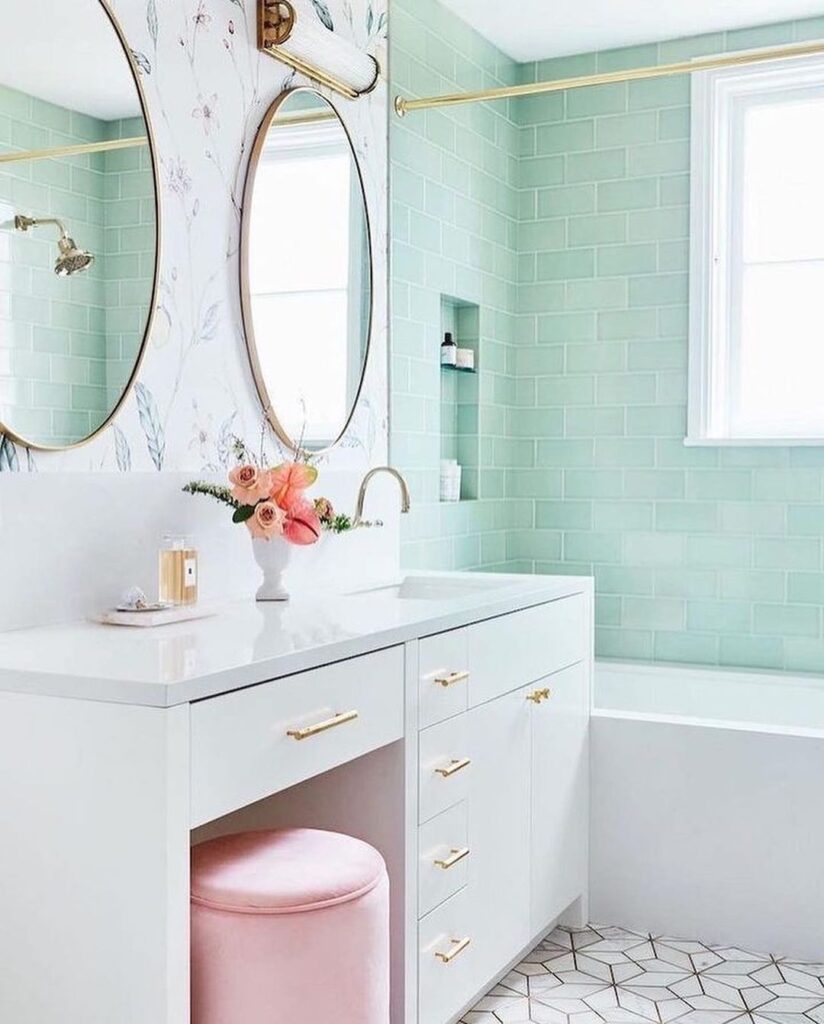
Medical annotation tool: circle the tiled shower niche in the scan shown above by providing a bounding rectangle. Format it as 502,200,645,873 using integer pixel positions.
440,296,479,502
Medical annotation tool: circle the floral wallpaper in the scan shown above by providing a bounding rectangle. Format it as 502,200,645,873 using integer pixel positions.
0,0,388,472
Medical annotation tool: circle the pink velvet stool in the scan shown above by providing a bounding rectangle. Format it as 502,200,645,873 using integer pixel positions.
191,828,390,1024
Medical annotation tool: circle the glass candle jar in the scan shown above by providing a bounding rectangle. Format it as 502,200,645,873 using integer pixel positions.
158,535,198,606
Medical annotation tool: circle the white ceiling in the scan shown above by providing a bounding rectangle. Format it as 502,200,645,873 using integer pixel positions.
0,0,142,122
439,0,824,63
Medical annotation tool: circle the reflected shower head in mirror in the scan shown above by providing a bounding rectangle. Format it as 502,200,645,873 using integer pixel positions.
14,214,95,276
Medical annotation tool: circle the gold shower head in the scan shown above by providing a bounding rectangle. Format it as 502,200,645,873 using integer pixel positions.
14,214,95,277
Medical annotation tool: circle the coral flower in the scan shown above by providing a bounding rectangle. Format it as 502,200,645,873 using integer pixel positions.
229,464,272,504
247,500,287,540
269,461,318,512
283,500,322,546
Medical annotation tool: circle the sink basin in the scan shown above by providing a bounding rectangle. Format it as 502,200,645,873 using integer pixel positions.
353,574,517,602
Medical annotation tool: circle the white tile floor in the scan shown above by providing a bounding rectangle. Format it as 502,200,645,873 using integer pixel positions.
461,924,824,1024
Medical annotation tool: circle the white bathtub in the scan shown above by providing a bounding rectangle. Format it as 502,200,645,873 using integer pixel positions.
591,660,824,961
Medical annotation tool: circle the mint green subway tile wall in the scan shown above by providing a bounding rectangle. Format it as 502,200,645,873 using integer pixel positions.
0,90,154,445
514,16,824,672
391,0,528,569
0,84,107,445
102,116,156,407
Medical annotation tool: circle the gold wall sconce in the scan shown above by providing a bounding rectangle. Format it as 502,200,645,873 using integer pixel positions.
258,0,380,100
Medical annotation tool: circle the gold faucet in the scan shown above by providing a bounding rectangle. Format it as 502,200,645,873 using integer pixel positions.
352,467,411,528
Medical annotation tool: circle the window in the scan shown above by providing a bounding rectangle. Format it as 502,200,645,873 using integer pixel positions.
689,56,824,443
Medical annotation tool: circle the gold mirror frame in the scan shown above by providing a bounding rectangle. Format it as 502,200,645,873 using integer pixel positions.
0,0,162,452
240,87,374,458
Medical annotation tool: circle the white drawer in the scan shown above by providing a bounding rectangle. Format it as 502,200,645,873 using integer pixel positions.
419,886,478,1024
469,593,588,705
418,802,469,918
418,628,470,730
190,646,404,826
419,714,471,825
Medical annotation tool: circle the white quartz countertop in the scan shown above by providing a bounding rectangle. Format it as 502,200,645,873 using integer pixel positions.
0,572,591,707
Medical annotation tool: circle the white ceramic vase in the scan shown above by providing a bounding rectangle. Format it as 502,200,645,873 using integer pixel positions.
251,537,292,601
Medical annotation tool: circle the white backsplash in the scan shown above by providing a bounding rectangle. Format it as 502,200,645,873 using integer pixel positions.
0,471,400,632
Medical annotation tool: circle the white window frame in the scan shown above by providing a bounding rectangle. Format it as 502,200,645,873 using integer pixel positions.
688,54,824,446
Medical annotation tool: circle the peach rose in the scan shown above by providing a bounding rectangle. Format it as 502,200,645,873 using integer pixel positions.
247,500,287,540
229,464,272,504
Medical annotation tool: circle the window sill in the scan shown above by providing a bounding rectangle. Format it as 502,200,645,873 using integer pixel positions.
684,436,824,447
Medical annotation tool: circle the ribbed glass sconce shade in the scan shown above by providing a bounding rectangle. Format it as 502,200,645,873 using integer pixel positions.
286,14,379,93
259,0,379,98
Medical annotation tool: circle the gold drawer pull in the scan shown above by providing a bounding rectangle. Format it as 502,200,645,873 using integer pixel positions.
434,847,470,870
435,937,471,964
527,688,551,704
287,710,359,741
434,757,471,778
434,670,469,688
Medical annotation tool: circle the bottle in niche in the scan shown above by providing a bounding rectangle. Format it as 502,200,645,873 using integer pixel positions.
158,535,198,606
441,331,457,366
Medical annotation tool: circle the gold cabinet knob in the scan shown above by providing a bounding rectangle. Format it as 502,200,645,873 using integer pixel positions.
435,936,471,964
526,688,551,704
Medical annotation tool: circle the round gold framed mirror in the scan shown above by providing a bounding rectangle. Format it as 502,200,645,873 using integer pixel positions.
0,0,161,451
241,88,373,456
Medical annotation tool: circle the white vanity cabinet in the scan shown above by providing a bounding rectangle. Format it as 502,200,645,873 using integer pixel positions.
0,573,591,1024
415,593,591,1024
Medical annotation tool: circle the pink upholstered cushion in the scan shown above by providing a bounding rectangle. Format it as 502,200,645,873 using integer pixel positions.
191,828,386,914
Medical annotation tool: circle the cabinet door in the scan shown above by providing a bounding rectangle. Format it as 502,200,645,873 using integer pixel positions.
530,661,589,936
466,686,532,991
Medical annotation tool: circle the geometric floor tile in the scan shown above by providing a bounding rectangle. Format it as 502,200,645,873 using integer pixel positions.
460,924,824,1024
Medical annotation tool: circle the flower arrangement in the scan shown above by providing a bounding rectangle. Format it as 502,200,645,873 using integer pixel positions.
184,455,353,546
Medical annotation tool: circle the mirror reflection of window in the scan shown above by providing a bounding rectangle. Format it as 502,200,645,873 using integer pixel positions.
243,90,372,455
250,120,355,446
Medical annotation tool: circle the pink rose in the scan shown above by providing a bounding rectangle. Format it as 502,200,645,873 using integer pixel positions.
247,500,287,540
229,464,272,504
283,500,322,546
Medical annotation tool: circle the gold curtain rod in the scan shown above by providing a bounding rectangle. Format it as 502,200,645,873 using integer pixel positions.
0,135,147,167
394,37,824,116
274,108,337,125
